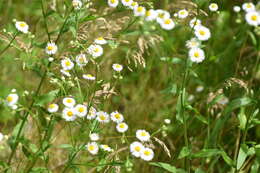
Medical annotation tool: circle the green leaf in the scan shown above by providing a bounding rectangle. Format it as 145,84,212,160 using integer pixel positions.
178,146,191,159
191,149,222,158
221,151,235,167
209,97,253,147
35,89,59,107
57,144,73,150
250,159,260,173
238,108,247,130
176,94,183,124
237,144,248,170
195,168,206,173
149,162,185,173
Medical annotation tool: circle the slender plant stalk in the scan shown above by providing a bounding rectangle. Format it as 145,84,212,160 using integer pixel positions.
6,63,50,171
6,3,74,171
0,32,18,57
179,57,191,172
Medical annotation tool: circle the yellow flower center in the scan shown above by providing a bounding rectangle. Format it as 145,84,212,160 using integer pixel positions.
180,11,185,15
137,7,143,13
158,13,164,19
65,61,71,67
94,48,99,53
141,132,147,136
19,22,26,27
47,46,53,51
251,15,257,21
79,57,84,63
78,107,85,113
97,37,103,40
164,19,171,25
144,150,151,156
119,123,125,128
6,96,13,102
246,4,251,8
67,111,73,117
135,146,141,152
49,104,55,109
146,11,151,17
125,0,130,2
194,52,199,58
114,113,121,119
199,30,205,36
131,2,137,7
100,115,106,120
103,145,109,148
66,99,72,103
88,145,95,151
211,4,216,8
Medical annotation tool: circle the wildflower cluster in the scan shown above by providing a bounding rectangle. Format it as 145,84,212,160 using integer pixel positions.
108,0,176,30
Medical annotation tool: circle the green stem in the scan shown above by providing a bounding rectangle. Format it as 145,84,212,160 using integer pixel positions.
180,58,191,173
6,62,51,171
0,32,18,57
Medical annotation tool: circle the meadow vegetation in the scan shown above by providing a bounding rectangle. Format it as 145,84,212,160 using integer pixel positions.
0,0,260,172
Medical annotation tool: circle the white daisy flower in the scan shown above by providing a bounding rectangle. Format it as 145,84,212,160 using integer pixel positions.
145,9,157,21
100,144,113,152
189,18,201,28
111,111,124,123
89,133,100,141
242,3,255,12
194,26,211,41
6,93,19,106
245,11,260,26
233,6,241,13
15,21,29,33
94,37,107,45
87,107,97,120
45,42,58,55
76,54,88,67
60,69,71,77
196,85,204,92
62,107,77,121
61,58,74,71
88,44,103,58
116,122,128,133
75,104,87,117
130,141,144,157
11,105,18,110
0,133,3,141
129,1,138,10
72,0,82,10
121,0,133,7
62,97,76,108
185,37,200,49
178,9,189,19
134,6,146,17
136,129,150,142
164,119,171,124
108,0,119,8
209,3,218,12
47,103,59,113
160,18,175,30
112,64,123,72
86,142,99,155
48,57,54,62
83,74,96,81
156,10,170,24
189,48,205,63
140,147,154,161
96,111,110,123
